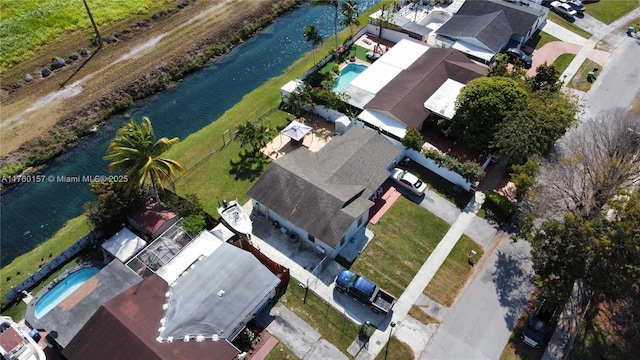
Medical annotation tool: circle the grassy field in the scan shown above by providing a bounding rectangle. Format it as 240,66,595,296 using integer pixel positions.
280,277,360,355
568,58,601,92
423,235,484,307
553,53,577,74
0,0,173,70
265,341,301,360
350,197,451,298
0,215,93,298
546,12,592,39
587,0,640,24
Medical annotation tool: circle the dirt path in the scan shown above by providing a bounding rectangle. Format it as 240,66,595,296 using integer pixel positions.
0,0,291,166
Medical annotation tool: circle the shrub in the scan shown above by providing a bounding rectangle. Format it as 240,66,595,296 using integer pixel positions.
424,150,485,183
402,127,423,151
483,190,515,222
182,214,205,237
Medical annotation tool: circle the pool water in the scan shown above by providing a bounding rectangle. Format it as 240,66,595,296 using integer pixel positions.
333,63,367,93
34,267,99,319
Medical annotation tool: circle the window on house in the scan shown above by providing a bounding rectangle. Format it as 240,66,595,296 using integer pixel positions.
358,216,363,227
340,236,345,246
308,234,315,243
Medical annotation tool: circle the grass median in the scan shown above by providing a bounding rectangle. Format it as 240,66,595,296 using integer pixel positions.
423,235,484,307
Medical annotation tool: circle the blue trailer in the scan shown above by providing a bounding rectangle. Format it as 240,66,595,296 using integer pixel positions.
335,270,396,314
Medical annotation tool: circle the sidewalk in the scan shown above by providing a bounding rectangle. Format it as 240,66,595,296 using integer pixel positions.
356,192,486,360
558,8,640,90
542,20,589,45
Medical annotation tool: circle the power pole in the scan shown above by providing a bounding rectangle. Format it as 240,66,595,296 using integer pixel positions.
83,0,103,47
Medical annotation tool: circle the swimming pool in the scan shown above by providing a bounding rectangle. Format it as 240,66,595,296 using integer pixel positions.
34,267,99,319
333,63,367,93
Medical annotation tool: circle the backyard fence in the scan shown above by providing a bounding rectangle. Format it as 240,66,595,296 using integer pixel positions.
3,230,101,305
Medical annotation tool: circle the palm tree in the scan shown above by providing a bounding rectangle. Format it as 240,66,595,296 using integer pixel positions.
303,25,323,64
340,0,360,37
104,117,185,200
235,121,273,150
311,0,339,54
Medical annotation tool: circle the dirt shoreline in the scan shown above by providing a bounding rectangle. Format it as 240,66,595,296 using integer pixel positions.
0,0,302,185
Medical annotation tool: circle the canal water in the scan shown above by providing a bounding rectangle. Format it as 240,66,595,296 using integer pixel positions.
0,1,378,266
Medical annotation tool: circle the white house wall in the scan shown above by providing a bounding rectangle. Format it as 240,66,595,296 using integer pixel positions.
365,24,413,44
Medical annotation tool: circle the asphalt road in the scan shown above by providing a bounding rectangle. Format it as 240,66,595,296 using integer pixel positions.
420,234,535,360
582,31,640,118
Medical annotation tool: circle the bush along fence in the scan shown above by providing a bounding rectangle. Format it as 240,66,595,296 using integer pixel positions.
2,230,102,307
404,148,484,191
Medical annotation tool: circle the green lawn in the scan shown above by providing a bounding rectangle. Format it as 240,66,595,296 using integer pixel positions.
587,0,640,24
423,235,483,307
265,341,301,360
279,278,360,356
0,0,172,70
546,12,592,39
374,336,415,360
0,216,93,301
568,58,601,92
525,31,561,50
350,197,451,298
553,53,577,74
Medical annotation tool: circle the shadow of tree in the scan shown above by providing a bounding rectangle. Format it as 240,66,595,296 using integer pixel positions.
60,47,101,88
492,249,534,331
229,148,268,181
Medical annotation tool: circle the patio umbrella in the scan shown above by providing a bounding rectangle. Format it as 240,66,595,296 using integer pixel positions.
280,120,313,142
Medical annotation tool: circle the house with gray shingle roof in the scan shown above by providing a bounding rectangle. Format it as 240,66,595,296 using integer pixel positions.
436,0,547,63
247,126,401,258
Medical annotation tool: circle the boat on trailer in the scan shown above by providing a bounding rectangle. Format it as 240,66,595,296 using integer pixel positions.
217,200,252,238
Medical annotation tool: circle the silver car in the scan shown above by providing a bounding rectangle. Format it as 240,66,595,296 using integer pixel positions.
391,168,427,196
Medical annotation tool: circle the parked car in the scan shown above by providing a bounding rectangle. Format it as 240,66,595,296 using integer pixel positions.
560,0,585,13
505,48,533,69
335,270,396,314
550,1,577,18
522,299,558,348
390,168,427,196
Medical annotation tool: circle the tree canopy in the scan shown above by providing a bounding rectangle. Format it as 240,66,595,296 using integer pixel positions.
530,191,640,303
104,117,185,200
83,179,143,231
450,76,529,149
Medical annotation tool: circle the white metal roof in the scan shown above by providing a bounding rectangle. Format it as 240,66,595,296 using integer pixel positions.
451,41,495,62
358,109,407,140
424,78,466,119
345,39,430,109
155,231,223,284
102,228,146,262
